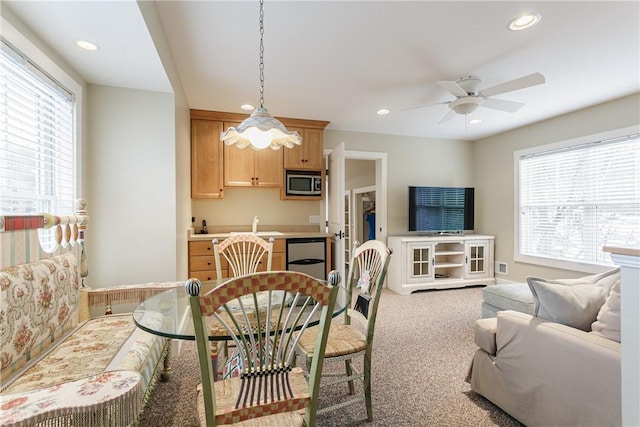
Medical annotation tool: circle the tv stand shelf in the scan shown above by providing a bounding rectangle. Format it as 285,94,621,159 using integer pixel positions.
387,234,495,295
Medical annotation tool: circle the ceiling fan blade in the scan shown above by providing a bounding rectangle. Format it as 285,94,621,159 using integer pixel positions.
399,101,449,112
479,72,545,97
436,80,469,97
438,109,457,124
481,97,524,113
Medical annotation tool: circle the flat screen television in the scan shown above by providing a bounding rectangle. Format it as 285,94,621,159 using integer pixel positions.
408,186,474,233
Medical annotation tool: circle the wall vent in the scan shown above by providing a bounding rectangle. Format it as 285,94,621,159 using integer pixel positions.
495,261,508,275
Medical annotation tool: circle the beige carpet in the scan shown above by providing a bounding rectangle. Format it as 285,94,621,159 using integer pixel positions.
139,287,522,426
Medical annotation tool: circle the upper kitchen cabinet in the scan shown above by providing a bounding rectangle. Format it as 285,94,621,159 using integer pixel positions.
190,110,329,196
284,127,324,170
191,119,224,199
223,120,284,188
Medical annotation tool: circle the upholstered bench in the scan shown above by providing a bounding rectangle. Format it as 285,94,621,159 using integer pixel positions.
481,283,534,318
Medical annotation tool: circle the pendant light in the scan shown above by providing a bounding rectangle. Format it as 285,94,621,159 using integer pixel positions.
220,0,301,150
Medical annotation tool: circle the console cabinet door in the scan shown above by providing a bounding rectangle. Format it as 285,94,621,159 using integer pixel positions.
406,242,435,283
464,240,491,278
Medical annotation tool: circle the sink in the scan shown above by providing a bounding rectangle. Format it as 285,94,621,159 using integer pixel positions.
230,231,284,236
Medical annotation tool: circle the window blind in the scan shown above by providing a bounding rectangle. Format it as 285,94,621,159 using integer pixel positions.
0,38,75,216
519,134,640,266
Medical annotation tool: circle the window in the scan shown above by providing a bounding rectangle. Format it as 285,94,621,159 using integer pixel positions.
515,129,640,271
0,38,76,216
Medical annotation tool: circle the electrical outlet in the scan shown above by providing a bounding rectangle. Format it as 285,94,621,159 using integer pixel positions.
309,215,320,224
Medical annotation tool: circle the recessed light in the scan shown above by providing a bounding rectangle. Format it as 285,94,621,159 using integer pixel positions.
240,104,255,111
508,14,541,31
377,109,390,115
468,119,482,125
75,40,98,51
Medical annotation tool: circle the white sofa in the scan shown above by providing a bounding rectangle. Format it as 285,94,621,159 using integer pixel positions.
467,268,621,426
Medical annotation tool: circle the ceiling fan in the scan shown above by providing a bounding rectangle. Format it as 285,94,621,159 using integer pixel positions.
404,72,545,124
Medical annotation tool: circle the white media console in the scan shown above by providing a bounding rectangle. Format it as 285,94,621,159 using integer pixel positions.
387,234,495,295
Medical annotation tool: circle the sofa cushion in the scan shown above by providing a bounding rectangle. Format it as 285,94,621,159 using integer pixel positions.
482,283,534,315
526,267,619,331
591,277,621,342
2,313,164,395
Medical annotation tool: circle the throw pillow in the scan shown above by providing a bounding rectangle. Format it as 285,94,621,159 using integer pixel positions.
526,267,619,331
591,277,621,342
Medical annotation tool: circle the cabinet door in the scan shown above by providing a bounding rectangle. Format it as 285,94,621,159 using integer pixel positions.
223,121,255,187
254,147,283,187
191,119,224,198
284,127,324,170
465,240,490,278
302,128,324,170
223,121,283,188
406,243,435,283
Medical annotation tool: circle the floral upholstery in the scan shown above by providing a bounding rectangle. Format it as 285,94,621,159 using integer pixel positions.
0,370,142,427
1,253,79,383
0,252,171,426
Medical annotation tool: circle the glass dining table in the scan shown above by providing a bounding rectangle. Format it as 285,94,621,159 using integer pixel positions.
132,277,348,379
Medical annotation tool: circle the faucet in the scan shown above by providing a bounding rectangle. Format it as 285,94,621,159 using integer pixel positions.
252,215,259,233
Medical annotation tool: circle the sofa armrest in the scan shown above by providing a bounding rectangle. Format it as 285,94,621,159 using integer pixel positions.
474,317,498,355
0,370,142,427
79,281,183,321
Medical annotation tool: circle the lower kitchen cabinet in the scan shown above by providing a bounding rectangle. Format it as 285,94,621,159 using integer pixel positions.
188,238,285,281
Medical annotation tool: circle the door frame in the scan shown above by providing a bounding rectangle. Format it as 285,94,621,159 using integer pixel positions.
323,148,388,244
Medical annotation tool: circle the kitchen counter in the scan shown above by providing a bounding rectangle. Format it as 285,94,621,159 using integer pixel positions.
187,227,331,241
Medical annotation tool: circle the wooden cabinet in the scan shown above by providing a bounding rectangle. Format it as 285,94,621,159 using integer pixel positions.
387,235,495,295
190,110,329,198
191,119,224,199
188,237,286,281
284,127,324,170
223,121,284,188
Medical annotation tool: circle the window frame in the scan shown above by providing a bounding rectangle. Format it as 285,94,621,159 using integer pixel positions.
513,125,640,274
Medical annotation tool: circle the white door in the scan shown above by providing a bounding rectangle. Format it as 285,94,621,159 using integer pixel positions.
328,142,346,285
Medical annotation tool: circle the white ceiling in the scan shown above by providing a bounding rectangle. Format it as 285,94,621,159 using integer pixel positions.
4,1,639,141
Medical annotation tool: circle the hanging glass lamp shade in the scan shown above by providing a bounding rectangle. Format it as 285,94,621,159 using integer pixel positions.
220,107,302,150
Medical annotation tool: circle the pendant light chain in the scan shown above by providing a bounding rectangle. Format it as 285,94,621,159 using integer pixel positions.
258,0,265,109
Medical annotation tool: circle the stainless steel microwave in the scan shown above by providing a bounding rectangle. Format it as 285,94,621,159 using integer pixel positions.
286,171,322,196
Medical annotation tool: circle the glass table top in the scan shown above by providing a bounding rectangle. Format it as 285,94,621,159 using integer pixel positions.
132,278,348,341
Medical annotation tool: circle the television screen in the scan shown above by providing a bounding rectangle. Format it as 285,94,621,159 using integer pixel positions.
408,186,474,232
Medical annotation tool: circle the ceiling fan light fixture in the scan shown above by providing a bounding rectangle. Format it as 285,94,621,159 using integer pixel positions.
220,0,301,150
508,14,541,31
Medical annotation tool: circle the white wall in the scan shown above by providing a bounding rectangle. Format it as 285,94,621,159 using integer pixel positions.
139,0,191,282
87,85,176,287
324,129,474,236
474,93,640,282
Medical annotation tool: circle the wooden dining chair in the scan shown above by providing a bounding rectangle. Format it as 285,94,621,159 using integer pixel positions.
295,239,392,422
213,234,274,281
213,234,274,368
185,271,338,427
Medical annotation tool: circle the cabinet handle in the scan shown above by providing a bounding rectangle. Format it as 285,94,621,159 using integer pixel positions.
207,261,211,265
207,247,211,251
465,256,468,264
